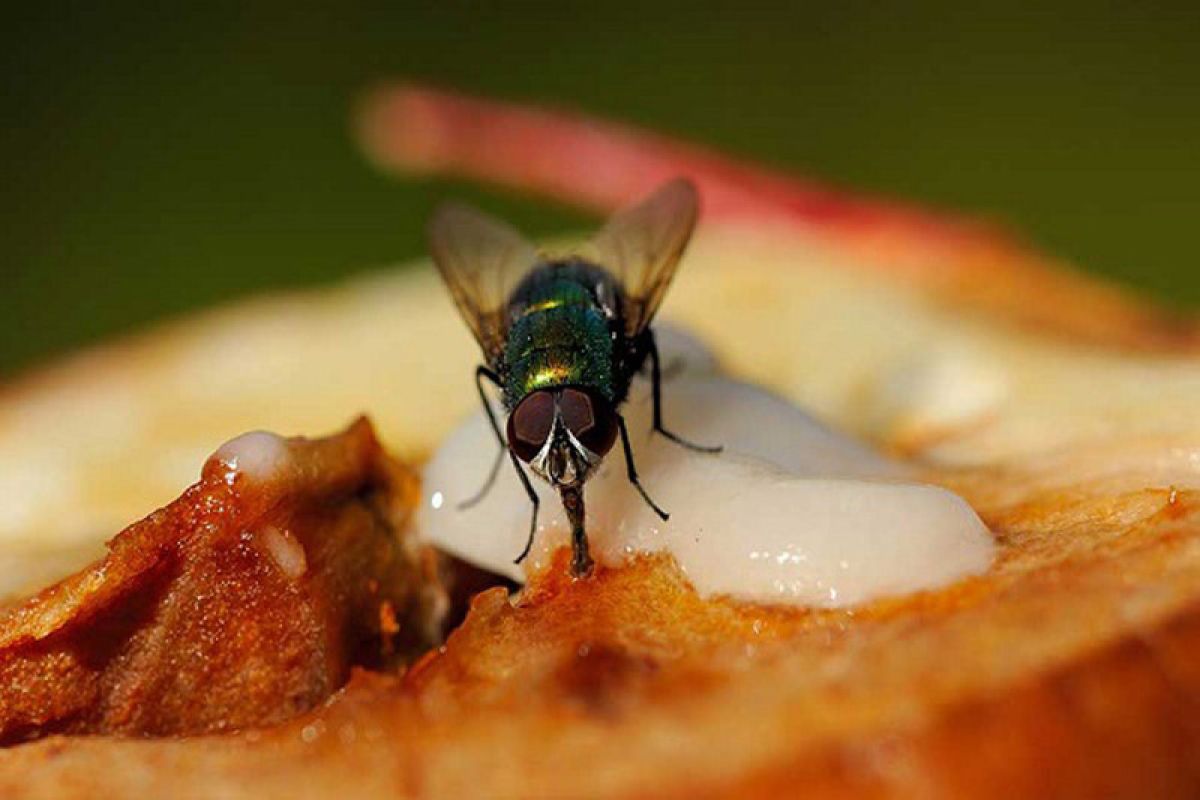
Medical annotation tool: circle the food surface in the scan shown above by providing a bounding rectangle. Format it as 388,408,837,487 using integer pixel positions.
4,491,1200,798
0,419,445,742
1,85,1199,797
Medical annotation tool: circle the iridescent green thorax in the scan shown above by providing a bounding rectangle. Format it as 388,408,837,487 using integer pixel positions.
503,271,615,408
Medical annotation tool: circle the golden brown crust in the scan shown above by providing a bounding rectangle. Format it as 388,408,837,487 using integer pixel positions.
2,478,1199,797
0,419,444,743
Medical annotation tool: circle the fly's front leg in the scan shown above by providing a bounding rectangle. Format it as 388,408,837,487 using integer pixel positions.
616,413,669,521
462,364,540,565
647,329,722,453
510,448,541,565
459,365,506,510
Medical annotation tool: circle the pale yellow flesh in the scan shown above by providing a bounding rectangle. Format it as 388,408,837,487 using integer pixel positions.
2,222,1200,595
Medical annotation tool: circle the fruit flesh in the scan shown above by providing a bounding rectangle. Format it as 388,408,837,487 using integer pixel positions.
6,220,1200,601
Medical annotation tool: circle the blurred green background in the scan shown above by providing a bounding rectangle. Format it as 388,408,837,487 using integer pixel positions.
4,3,1198,377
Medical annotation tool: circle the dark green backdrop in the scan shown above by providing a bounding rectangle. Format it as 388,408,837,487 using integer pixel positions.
4,3,1198,376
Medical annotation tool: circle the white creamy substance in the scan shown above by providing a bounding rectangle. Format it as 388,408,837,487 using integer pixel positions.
209,430,292,485
419,328,995,608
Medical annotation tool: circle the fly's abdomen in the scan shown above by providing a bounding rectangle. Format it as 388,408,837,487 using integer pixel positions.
504,279,615,406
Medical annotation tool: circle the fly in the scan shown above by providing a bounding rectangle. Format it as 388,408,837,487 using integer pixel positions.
428,178,720,577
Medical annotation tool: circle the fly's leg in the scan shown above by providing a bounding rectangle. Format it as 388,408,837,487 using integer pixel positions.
510,448,541,565
460,365,540,564
560,485,593,577
648,330,723,453
459,365,506,510
616,413,669,521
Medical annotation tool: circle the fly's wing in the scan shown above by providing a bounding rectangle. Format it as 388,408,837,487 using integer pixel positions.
428,202,541,362
585,178,699,337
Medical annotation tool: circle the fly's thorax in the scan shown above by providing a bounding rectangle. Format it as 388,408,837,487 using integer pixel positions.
502,277,618,406
507,259,622,320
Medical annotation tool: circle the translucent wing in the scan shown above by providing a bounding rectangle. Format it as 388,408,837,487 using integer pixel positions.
428,202,541,361
586,178,699,337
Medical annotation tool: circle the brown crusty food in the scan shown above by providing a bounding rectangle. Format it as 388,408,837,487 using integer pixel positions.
0,419,445,743
1,463,1199,798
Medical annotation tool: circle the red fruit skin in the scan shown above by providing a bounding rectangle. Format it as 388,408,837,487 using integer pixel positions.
356,83,989,252
355,83,1195,351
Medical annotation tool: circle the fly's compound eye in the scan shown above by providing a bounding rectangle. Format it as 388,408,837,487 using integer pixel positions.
558,388,618,457
507,391,555,462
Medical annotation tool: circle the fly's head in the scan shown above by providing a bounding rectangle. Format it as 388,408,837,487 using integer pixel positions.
507,388,618,489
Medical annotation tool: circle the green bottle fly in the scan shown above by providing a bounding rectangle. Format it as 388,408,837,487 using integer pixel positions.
428,179,720,577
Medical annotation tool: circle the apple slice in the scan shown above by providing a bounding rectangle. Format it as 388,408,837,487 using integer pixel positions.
0,85,1199,797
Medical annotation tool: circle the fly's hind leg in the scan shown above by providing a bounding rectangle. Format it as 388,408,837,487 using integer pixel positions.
647,329,723,453
459,365,507,510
